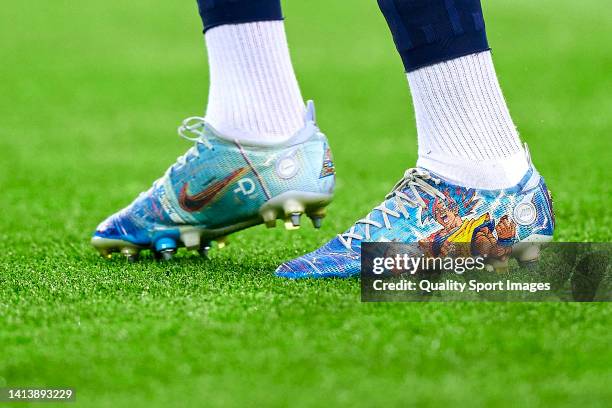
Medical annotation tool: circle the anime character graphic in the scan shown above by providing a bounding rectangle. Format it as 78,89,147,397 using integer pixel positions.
419,188,516,259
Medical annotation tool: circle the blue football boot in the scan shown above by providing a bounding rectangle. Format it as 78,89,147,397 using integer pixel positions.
276,149,555,278
92,101,335,261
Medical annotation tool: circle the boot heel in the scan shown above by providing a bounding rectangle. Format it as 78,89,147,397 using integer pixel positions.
515,244,541,269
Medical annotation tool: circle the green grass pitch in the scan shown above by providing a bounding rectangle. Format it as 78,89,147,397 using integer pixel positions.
1,0,610,406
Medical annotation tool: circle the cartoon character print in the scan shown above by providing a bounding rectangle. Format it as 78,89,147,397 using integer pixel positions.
319,144,335,178
418,187,516,260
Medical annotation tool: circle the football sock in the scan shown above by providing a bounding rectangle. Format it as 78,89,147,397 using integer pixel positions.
378,0,529,189
197,1,305,143
408,51,528,189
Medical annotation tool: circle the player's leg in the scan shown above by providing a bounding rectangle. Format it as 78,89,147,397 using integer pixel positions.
384,0,526,189
199,0,305,143
276,0,554,278
91,0,336,261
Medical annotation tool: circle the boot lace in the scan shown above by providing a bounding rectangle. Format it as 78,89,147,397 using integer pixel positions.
173,117,214,169
338,168,446,250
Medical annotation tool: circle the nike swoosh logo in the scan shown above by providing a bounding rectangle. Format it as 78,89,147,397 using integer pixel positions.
178,167,249,212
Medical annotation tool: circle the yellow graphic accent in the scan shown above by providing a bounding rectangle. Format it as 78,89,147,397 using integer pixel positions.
447,213,489,243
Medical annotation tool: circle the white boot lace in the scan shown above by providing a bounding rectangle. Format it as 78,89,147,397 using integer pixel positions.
338,168,446,250
140,118,216,196
173,117,214,168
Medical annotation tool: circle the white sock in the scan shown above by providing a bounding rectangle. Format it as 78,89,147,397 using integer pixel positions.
407,51,529,190
204,21,305,144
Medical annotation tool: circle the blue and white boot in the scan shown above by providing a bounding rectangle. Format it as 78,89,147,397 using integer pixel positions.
92,101,335,261
275,154,554,278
